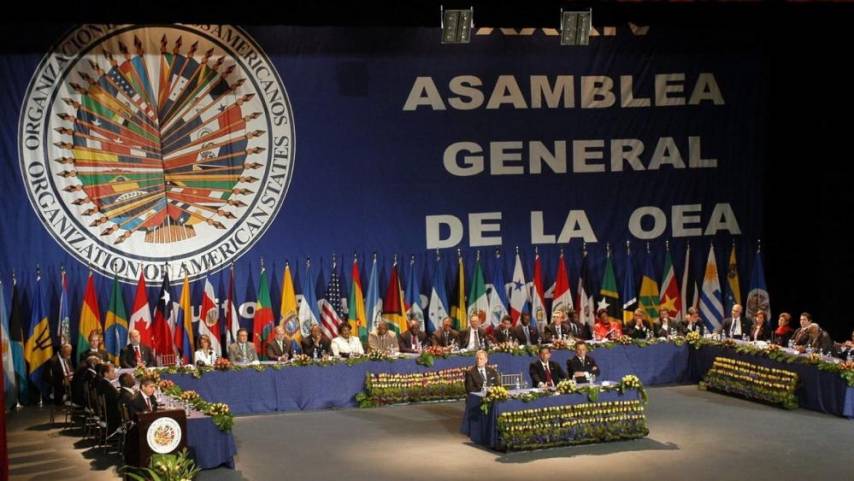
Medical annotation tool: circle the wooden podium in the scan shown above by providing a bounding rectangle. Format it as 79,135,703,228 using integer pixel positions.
125,409,188,468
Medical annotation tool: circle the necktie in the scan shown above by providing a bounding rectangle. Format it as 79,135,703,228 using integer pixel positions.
473,330,479,348
556,326,561,339
242,343,247,359
524,327,530,344
145,396,151,411
444,332,449,345
479,368,487,385
544,363,552,385
135,346,141,364
60,358,68,377
413,334,420,350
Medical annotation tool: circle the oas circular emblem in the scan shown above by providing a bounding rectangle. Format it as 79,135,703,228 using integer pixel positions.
19,25,294,283
146,416,182,454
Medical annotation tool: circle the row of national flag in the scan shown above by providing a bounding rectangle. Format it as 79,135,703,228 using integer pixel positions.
2,242,770,406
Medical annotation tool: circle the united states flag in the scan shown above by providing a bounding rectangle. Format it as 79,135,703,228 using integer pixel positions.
319,263,344,338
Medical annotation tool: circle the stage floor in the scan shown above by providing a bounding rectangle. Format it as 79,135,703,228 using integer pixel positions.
7,385,853,481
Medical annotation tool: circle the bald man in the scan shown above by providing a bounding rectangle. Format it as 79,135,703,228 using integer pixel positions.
120,329,155,368
719,304,751,339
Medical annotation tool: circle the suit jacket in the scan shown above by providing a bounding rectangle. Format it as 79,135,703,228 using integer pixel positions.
683,321,705,335
655,321,683,337
719,316,752,338
265,338,293,360
566,321,591,340
302,336,333,358
748,322,770,341
95,377,121,432
47,355,73,406
529,360,566,386
464,366,501,393
130,391,158,418
544,322,572,342
431,329,460,348
513,324,540,346
120,344,156,368
807,330,834,352
70,364,95,406
228,342,259,364
567,355,600,380
118,388,136,420
625,323,652,340
493,328,515,344
459,327,489,350
792,327,810,346
398,331,428,353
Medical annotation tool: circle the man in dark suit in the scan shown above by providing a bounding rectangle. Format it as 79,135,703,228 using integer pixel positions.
431,317,460,348
683,307,705,335
791,312,814,346
120,329,156,368
565,309,591,340
464,350,501,393
655,310,682,338
302,324,332,359
718,304,751,338
95,363,121,433
566,341,600,382
130,377,159,418
265,326,293,361
513,313,540,346
544,311,571,342
459,314,489,351
625,309,651,339
529,346,566,388
47,344,74,406
70,355,100,406
117,373,137,419
493,316,515,343
399,319,428,353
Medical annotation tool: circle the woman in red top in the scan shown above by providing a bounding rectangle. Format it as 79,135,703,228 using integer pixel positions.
593,308,622,340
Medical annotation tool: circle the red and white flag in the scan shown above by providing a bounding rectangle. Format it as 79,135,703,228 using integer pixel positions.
553,252,573,313
198,277,222,355
128,271,152,347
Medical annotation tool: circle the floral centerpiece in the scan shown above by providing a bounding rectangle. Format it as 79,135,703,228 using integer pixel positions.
480,386,510,413
213,357,232,371
550,338,576,350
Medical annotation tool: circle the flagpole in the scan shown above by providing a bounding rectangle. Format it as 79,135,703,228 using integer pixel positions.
11,270,22,410
35,265,43,408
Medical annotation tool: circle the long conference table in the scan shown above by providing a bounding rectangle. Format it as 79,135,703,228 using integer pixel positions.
162,342,854,419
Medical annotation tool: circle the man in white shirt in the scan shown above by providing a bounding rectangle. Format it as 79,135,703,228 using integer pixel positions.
464,350,500,393
719,304,751,338
368,321,399,354
332,323,365,358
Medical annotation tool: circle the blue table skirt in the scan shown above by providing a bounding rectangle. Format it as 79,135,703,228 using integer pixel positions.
461,389,645,449
163,343,690,415
688,345,854,419
186,415,237,469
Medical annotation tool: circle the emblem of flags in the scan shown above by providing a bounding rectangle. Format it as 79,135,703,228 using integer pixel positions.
467,256,488,325
659,246,682,321
724,243,742,314
700,244,724,332
382,260,407,333
57,270,71,345
531,251,546,329
638,250,660,325
319,259,344,339
129,271,152,347
450,254,467,330
599,251,622,325
552,251,573,315
622,245,638,325
77,272,102,362
199,276,222,356
486,250,509,331
577,248,596,328
347,257,367,341
224,265,240,347
298,259,322,340
746,246,771,321
404,256,425,330
25,274,54,397
427,255,449,337
151,272,176,357
364,256,382,335
104,274,129,365
254,265,275,356
509,252,529,325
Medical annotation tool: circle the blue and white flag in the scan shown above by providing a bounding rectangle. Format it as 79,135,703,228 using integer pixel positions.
745,249,771,321
427,257,448,336
700,245,724,332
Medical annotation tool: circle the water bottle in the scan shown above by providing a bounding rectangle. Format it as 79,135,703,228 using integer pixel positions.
846,350,852,363
515,377,521,391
